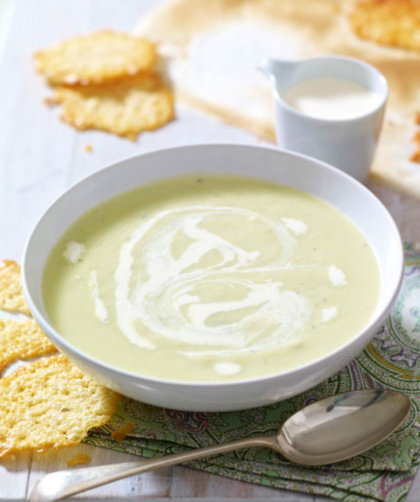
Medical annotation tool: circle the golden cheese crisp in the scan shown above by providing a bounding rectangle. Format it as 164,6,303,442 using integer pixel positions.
54,74,174,140
67,452,91,468
111,421,135,441
0,260,31,316
0,318,56,376
409,130,420,163
0,355,121,457
34,30,156,86
410,150,420,163
350,0,420,52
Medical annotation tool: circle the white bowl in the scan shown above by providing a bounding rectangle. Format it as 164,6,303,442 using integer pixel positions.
22,145,404,412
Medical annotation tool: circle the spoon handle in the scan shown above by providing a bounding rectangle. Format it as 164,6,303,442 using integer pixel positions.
30,436,277,502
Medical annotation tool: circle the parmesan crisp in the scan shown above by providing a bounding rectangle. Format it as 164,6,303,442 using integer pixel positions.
0,355,121,457
55,74,174,140
0,260,31,316
34,30,156,86
0,318,56,376
350,0,420,52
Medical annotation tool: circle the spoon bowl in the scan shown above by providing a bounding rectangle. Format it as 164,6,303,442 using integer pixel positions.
30,390,411,502
277,389,411,465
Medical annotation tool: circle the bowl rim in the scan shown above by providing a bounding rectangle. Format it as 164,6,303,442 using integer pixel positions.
22,143,405,388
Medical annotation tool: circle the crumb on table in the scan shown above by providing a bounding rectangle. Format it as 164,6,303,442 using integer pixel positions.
111,421,135,441
67,452,91,468
43,96,58,107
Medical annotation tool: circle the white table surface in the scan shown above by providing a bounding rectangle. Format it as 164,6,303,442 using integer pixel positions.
1,1,420,501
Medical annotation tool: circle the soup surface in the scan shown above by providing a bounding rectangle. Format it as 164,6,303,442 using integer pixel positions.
43,175,380,382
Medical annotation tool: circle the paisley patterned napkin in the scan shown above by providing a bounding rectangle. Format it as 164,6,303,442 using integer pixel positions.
86,243,420,502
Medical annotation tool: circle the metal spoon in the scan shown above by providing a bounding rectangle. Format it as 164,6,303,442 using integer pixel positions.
30,389,410,502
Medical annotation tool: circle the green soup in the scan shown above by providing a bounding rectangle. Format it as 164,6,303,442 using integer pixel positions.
43,175,380,382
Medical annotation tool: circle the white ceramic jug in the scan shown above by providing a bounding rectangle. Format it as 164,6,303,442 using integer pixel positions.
260,56,388,183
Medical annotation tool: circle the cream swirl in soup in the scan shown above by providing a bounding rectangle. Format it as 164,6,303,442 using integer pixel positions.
114,206,311,356
43,175,380,382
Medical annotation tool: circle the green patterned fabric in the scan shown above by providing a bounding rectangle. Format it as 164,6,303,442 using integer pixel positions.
85,242,420,502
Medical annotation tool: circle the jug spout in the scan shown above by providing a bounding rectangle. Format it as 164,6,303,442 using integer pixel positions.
258,58,298,92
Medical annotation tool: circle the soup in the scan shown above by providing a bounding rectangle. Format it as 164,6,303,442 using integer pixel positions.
42,175,380,382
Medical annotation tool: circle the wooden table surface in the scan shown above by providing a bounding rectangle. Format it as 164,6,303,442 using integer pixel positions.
1,1,420,500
